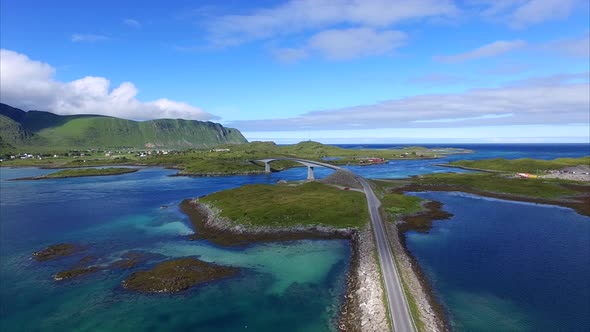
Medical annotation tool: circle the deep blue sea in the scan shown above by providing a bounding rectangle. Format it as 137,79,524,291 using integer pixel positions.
0,143,588,331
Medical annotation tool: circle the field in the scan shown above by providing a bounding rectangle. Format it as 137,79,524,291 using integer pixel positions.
200,181,368,228
15,167,139,180
447,157,590,173
2,141,465,176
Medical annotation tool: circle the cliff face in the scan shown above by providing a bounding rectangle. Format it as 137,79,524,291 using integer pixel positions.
0,103,247,151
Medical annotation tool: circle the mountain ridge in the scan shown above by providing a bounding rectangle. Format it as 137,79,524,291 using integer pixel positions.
0,103,247,152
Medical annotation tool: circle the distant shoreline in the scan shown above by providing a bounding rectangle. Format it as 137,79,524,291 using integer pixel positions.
11,168,139,181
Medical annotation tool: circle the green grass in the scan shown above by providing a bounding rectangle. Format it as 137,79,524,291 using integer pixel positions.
448,157,590,174
400,276,424,331
381,193,424,219
200,182,368,228
2,141,467,176
41,167,138,178
413,173,578,199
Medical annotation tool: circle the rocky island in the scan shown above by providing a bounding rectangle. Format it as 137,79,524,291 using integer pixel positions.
122,257,240,293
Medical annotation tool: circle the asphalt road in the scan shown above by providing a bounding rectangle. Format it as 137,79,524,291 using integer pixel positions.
357,177,416,332
271,158,416,331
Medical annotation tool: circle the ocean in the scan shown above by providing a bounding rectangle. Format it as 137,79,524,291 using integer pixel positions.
0,143,588,331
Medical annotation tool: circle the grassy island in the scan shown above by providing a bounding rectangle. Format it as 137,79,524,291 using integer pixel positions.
15,167,138,180
201,181,368,229
445,157,590,174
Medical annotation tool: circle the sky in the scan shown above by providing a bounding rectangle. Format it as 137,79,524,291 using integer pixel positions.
0,0,589,143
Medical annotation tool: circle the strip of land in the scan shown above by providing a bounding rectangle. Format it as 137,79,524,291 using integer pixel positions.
2,141,469,176
13,167,138,180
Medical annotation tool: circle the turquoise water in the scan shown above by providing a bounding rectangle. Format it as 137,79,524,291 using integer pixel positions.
405,192,590,331
0,167,349,332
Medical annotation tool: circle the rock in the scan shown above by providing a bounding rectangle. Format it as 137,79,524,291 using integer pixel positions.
109,251,165,270
122,257,239,293
319,169,362,189
32,243,84,261
53,256,101,281
54,266,100,281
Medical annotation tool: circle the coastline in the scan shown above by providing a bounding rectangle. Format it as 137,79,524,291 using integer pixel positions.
382,202,452,332
179,199,389,332
338,227,389,332
383,183,590,332
433,164,499,173
395,184,590,217
11,168,139,181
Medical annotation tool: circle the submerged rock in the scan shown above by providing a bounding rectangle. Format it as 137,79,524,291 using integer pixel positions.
109,251,165,269
122,257,239,293
32,243,84,261
53,256,101,281
54,266,101,281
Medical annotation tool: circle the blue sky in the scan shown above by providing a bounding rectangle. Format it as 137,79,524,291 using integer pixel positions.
1,0,588,143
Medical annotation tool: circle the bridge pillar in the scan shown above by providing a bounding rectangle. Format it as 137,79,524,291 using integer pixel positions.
264,162,271,174
307,166,315,180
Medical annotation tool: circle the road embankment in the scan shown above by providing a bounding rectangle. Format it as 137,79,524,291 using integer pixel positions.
180,199,390,332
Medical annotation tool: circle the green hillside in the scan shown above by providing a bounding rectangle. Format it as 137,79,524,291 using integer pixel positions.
0,103,247,152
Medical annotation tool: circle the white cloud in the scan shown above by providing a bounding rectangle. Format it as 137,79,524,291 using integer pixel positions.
509,0,579,28
206,0,458,47
434,40,527,63
123,18,142,28
542,32,590,58
0,49,217,121
471,0,584,28
227,74,590,131
272,47,309,63
307,28,406,60
243,125,590,144
273,27,406,62
71,34,110,43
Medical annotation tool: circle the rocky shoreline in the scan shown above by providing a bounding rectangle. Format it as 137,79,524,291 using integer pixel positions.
338,227,389,332
179,199,354,246
383,203,450,332
397,184,590,217
180,199,389,332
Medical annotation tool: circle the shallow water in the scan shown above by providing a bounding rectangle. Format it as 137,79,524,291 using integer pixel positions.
0,167,349,332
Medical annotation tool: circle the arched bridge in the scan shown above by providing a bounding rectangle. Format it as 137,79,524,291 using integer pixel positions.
252,158,340,180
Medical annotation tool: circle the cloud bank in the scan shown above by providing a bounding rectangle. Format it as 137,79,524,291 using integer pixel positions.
207,0,457,47
199,0,586,62
228,75,590,131
0,49,217,121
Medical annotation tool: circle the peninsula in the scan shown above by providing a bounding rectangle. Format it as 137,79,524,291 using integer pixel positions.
13,167,139,180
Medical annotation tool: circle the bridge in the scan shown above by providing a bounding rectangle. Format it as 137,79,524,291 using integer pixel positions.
252,157,341,180
252,158,416,332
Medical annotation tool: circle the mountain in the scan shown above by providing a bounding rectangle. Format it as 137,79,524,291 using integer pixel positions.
0,103,247,152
